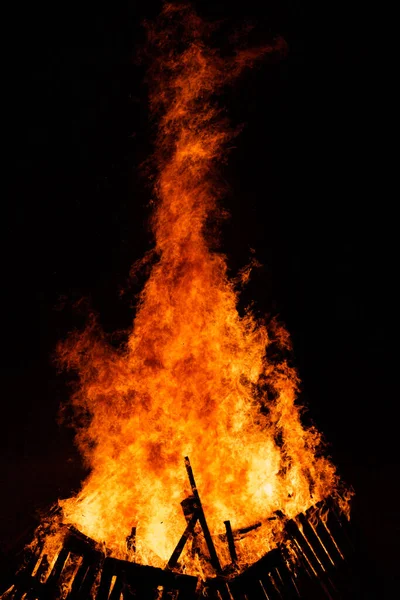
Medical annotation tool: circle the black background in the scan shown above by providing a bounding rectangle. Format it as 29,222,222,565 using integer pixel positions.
2,0,397,596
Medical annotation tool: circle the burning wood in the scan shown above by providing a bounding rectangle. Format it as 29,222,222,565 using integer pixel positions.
1,3,353,599
223,521,238,566
1,473,352,599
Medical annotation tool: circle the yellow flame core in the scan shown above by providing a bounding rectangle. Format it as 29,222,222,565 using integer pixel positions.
57,4,341,573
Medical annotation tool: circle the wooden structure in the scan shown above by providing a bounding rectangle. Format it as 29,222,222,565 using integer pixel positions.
0,460,353,600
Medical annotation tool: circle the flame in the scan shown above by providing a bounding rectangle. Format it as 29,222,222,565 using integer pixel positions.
50,3,343,575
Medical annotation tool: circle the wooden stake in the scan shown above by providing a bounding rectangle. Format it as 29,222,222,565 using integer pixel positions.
184,457,223,574
167,512,199,570
224,520,238,564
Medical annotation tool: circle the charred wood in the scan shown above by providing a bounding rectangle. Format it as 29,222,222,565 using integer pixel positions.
223,521,237,564
167,512,198,570
184,457,222,574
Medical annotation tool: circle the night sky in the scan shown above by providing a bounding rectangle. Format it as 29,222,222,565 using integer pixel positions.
2,0,396,596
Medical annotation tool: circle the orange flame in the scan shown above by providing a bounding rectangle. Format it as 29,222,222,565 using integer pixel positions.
54,3,343,574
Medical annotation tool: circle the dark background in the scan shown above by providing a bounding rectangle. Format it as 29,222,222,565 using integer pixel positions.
2,0,396,597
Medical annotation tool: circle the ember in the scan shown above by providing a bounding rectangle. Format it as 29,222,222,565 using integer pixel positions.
1,3,353,599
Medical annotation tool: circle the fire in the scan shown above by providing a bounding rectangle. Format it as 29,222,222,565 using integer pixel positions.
27,2,347,579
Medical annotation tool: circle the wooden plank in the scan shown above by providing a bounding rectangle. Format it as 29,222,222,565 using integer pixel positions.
305,512,344,567
167,512,198,570
203,578,232,600
259,573,282,600
226,578,247,600
95,558,115,600
286,519,337,600
285,519,324,578
297,514,335,573
272,548,300,599
10,543,44,600
223,521,237,564
184,457,222,575
324,499,354,557
76,562,101,600
66,526,98,552
67,561,89,600
109,576,123,600
45,548,70,588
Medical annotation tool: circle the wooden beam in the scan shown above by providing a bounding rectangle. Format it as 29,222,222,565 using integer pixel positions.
184,457,223,575
224,520,238,564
